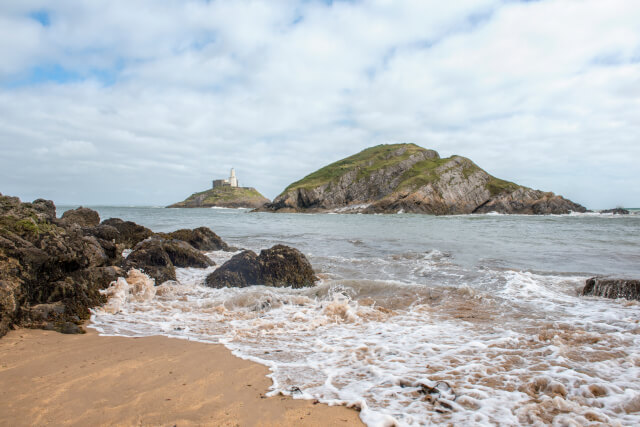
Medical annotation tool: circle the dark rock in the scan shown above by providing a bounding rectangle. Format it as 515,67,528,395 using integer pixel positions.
158,227,230,251
205,245,317,289
101,218,153,247
0,194,128,337
124,237,214,285
258,245,317,288
163,239,214,268
582,278,640,301
61,207,101,227
123,238,175,284
600,208,630,215
205,251,260,288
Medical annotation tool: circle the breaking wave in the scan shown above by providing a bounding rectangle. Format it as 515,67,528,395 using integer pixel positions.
91,250,640,426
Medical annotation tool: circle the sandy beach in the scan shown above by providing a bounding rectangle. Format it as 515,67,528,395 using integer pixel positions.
0,328,362,426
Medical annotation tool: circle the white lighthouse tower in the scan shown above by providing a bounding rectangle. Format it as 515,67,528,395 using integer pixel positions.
229,168,238,187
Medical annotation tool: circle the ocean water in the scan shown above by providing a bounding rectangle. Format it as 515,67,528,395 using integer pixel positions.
62,206,640,426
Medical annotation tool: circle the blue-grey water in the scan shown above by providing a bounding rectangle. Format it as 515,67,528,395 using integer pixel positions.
61,206,640,426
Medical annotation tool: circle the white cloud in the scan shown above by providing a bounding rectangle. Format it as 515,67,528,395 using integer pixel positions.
0,0,639,208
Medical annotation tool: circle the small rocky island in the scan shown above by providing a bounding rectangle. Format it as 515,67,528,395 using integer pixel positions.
259,144,587,215
168,168,270,209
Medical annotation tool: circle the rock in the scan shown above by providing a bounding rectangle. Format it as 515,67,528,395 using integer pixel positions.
260,143,587,215
472,188,586,215
100,218,153,247
124,237,214,285
205,250,260,288
258,245,317,288
61,207,101,227
600,208,630,215
205,244,317,289
162,239,215,268
158,227,231,251
582,278,640,301
0,194,126,337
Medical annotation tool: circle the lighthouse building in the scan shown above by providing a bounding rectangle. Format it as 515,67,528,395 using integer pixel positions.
212,168,239,189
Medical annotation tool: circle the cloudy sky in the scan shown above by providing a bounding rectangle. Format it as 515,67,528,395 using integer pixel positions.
1,0,638,208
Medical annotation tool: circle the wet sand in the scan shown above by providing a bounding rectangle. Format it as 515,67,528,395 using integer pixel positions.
0,328,362,426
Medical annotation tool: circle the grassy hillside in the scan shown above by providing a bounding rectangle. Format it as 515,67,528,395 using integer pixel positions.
281,143,521,197
284,143,430,192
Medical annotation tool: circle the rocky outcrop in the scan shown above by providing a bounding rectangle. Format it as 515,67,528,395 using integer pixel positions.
0,194,236,338
260,144,587,215
123,237,215,284
61,207,100,227
600,208,630,215
205,245,317,289
472,188,586,215
157,227,231,251
100,218,153,247
0,196,121,337
582,278,640,301
168,186,270,209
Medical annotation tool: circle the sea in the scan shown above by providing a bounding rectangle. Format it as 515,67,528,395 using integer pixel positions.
59,206,640,426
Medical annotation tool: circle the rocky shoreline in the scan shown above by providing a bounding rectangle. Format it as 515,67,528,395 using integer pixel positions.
0,193,316,338
1,191,637,340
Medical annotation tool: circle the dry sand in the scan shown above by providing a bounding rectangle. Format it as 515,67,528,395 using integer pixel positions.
0,328,363,426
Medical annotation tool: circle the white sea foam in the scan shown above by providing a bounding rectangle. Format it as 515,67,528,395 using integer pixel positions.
90,251,640,426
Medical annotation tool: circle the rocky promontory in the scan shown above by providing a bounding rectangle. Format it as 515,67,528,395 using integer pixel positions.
259,144,586,215
167,186,270,209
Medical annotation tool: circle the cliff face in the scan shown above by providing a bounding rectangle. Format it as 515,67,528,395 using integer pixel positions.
261,144,586,215
167,186,270,209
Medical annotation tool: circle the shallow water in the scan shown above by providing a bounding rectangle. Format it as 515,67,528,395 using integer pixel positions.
61,206,640,426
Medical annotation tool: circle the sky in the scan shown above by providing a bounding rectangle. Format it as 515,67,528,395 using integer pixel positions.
0,0,639,209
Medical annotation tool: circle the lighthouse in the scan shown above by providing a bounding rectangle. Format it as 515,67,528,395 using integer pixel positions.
229,168,238,187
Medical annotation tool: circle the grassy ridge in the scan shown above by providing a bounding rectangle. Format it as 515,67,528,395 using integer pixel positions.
284,143,428,192
281,143,522,197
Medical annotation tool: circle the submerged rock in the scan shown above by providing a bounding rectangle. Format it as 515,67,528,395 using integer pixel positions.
600,208,630,215
124,237,214,284
582,278,640,301
205,244,317,289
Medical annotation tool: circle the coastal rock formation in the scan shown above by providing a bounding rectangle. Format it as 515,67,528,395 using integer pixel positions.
168,186,270,209
205,245,317,289
582,278,640,301
100,218,153,247
61,207,101,227
0,195,122,337
0,194,237,337
260,144,587,215
600,208,630,215
157,227,231,251
123,237,215,284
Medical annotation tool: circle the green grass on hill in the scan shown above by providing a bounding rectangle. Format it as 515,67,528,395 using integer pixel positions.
281,143,523,198
284,143,429,192
190,187,264,203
